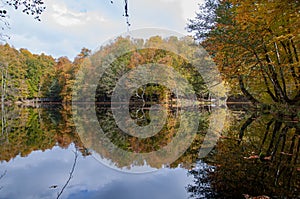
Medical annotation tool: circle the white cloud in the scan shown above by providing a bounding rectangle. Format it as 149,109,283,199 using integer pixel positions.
51,3,106,27
52,4,84,26
4,0,202,59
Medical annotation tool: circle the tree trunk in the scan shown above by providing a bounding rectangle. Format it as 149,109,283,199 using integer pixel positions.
238,75,259,104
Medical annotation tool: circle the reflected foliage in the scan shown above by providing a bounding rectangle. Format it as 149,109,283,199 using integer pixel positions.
92,102,211,169
188,109,300,198
0,105,298,198
71,98,210,168
0,106,87,162
0,104,211,170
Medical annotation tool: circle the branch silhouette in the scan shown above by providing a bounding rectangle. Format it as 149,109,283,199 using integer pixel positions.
56,149,78,199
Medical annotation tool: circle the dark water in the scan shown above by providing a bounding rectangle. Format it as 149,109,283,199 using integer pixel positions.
0,105,299,199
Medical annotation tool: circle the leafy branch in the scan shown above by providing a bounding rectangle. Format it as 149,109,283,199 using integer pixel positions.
0,0,45,40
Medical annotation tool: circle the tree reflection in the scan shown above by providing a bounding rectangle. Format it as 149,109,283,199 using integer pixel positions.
187,110,299,198
0,170,6,190
186,161,216,199
56,149,78,199
0,105,87,162
92,101,211,169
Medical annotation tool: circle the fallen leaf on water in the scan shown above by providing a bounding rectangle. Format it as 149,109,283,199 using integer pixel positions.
243,194,270,199
244,155,259,159
280,152,293,156
263,156,272,160
255,196,270,199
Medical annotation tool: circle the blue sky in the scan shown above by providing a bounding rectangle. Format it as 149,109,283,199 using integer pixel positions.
2,0,202,60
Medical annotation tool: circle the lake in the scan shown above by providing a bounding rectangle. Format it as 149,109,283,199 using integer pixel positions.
0,104,299,199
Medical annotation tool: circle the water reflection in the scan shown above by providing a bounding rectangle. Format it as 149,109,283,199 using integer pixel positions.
0,105,87,162
0,144,194,199
73,101,227,173
0,105,202,199
187,108,300,198
0,105,299,198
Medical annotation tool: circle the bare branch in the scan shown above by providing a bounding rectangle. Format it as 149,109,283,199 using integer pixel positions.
56,149,78,199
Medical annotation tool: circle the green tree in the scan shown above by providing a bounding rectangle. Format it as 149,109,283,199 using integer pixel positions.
0,44,27,101
0,44,56,102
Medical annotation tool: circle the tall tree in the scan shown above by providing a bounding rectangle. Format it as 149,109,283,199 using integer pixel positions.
0,44,27,101
187,0,300,105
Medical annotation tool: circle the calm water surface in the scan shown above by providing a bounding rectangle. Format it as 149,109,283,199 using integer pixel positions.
0,105,299,198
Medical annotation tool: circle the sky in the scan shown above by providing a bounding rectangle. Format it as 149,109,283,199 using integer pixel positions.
2,0,203,60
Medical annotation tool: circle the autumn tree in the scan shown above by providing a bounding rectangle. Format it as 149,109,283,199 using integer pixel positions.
91,36,208,103
49,57,73,102
0,44,56,102
46,48,92,103
0,45,93,103
187,0,300,105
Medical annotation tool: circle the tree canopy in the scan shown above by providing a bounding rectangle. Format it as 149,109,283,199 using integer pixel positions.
0,44,92,103
187,0,300,105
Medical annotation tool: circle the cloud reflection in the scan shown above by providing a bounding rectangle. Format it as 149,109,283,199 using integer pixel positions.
0,144,193,199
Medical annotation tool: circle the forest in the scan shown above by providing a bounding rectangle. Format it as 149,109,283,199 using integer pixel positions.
0,36,210,105
0,0,299,108
0,1,299,198
0,44,91,103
